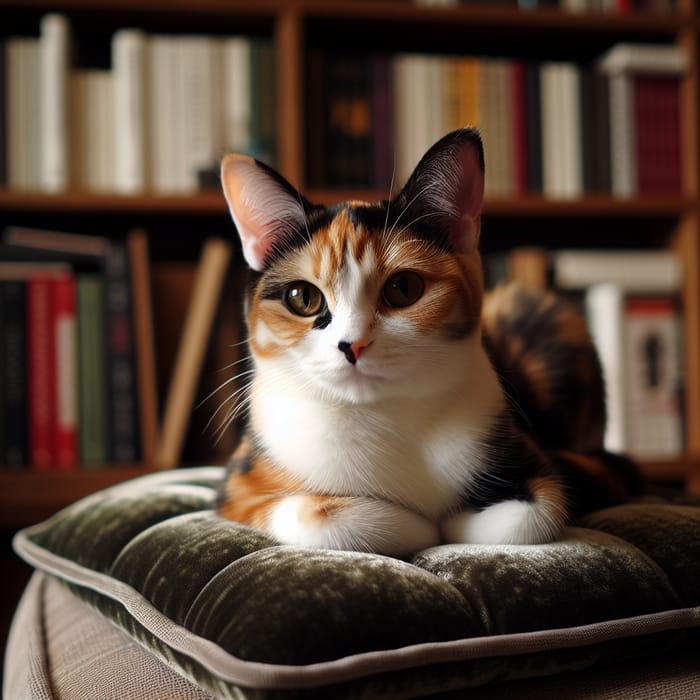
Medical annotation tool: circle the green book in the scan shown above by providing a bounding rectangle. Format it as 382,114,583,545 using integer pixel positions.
77,274,109,467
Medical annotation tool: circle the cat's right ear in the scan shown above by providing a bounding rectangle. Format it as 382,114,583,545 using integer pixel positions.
220,155,309,271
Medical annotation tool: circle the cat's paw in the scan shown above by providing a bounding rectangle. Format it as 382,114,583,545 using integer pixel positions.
268,495,440,556
440,499,565,545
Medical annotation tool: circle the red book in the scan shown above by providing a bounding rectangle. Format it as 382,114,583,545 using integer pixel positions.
634,74,681,196
27,277,56,470
51,274,78,470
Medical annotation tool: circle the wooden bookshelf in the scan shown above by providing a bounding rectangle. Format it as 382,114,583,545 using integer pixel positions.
1,0,700,530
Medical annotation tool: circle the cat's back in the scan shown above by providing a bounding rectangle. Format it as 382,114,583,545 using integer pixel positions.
482,282,606,453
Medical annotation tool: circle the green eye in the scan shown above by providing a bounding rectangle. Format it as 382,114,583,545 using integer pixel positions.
284,282,325,317
382,271,425,308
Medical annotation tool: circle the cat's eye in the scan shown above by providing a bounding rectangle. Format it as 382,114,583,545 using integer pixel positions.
284,282,325,317
382,271,425,308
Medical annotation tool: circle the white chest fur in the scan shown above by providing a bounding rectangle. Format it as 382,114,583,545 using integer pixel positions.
250,347,505,519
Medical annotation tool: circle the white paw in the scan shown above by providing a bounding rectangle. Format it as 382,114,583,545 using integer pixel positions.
268,496,440,556
440,499,565,545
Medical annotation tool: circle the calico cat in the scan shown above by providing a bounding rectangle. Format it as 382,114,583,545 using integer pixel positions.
217,127,641,556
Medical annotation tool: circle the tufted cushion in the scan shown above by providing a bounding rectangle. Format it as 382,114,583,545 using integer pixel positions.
12,467,700,699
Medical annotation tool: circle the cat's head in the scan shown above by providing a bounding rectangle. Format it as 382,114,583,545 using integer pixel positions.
221,128,485,404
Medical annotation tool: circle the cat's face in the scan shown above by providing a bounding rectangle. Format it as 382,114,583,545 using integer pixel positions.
222,128,486,404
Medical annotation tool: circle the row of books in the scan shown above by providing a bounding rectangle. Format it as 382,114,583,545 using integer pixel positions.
309,42,686,198
1,13,277,194
0,226,234,471
416,0,676,10
496,247,685,460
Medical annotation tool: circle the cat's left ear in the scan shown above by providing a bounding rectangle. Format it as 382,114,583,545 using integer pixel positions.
221,155,310,271
394,128,485,254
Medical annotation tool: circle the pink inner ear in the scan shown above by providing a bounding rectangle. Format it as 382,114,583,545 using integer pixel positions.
450,143,485,254
220,154,305,271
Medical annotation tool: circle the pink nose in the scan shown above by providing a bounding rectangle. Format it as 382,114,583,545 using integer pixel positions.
338,339,370,365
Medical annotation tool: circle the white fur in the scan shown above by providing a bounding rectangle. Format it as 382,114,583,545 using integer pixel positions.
269,496,440,556
440,499,565,545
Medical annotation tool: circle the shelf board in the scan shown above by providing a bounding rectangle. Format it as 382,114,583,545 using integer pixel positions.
0,466,158,528
0,188,692,219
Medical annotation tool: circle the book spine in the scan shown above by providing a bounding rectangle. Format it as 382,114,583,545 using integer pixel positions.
39,13,70,192
221,36,252,154
608,72,636,197
51,274,78,470
584,283,628,453
623,296,684,458
0,281,28,468
371,54,394,189
27,277,56,470
524,61,543,193
0,39,6,187
511,60,528,196
112,29,148,193
104,241,141,463
77,274,109,467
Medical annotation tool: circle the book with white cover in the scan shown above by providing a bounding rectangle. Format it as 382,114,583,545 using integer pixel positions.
221,37,251,153
598,43,688,76
584,283,628,452
7,38,41,190
540,62,563,198
553,249,682,293
70,70,114,192
559,62,583,198
148,36,182,193
112,29,148,193
178,36,222,192
39,13,70,192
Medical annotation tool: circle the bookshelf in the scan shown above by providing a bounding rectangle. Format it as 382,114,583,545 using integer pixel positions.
1,0,700,529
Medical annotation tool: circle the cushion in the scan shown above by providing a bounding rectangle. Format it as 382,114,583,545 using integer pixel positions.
12,467,700,699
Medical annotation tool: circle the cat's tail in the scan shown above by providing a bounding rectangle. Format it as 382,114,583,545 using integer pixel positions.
546,448,646,518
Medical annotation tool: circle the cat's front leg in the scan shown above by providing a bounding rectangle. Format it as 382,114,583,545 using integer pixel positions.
268,495,440,556
440,478,568,545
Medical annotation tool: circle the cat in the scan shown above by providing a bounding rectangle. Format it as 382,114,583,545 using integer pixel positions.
217,127,642,556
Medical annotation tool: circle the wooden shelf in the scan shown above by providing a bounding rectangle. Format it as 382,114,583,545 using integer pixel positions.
0,466,160,528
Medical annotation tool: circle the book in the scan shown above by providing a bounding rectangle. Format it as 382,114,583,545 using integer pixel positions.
623,297,683,458
524,61,543,193
371,54,394,189
39,13,71,192
6,37,41,190
221,36,252,154
179,36,222,192
584,283,628,453
0,39,6,187
0,280,28,468
598,43,687,198
249,38,277,168
26,276,57,471
70,69,115,192
76,274,109,467
112,29,148,193
552,249,682,294
3,227,142,464
156,238,233,469
585,284,684,458
51,274,78,470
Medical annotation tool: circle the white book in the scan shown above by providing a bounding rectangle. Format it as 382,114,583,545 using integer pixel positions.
39,13,71,192
221,37,252,153
392,54,418,185
7,38,41,190
553,249,682,294
559,62,583,198
70,70,114,192
178,36,222,192
607,71,636,197
584,283,628,452
540,62,563,198
598,43,688,76
112,29,148,193
148,36,182,193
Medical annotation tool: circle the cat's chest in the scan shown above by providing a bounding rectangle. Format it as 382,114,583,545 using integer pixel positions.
250,378,504,517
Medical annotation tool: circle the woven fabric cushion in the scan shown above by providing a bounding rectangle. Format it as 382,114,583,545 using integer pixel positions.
13,467,700,699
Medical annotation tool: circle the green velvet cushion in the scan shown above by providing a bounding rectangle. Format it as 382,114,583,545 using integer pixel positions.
13,467,700,699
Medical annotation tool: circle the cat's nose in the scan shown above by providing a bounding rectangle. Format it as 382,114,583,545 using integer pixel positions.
338,339,370,365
